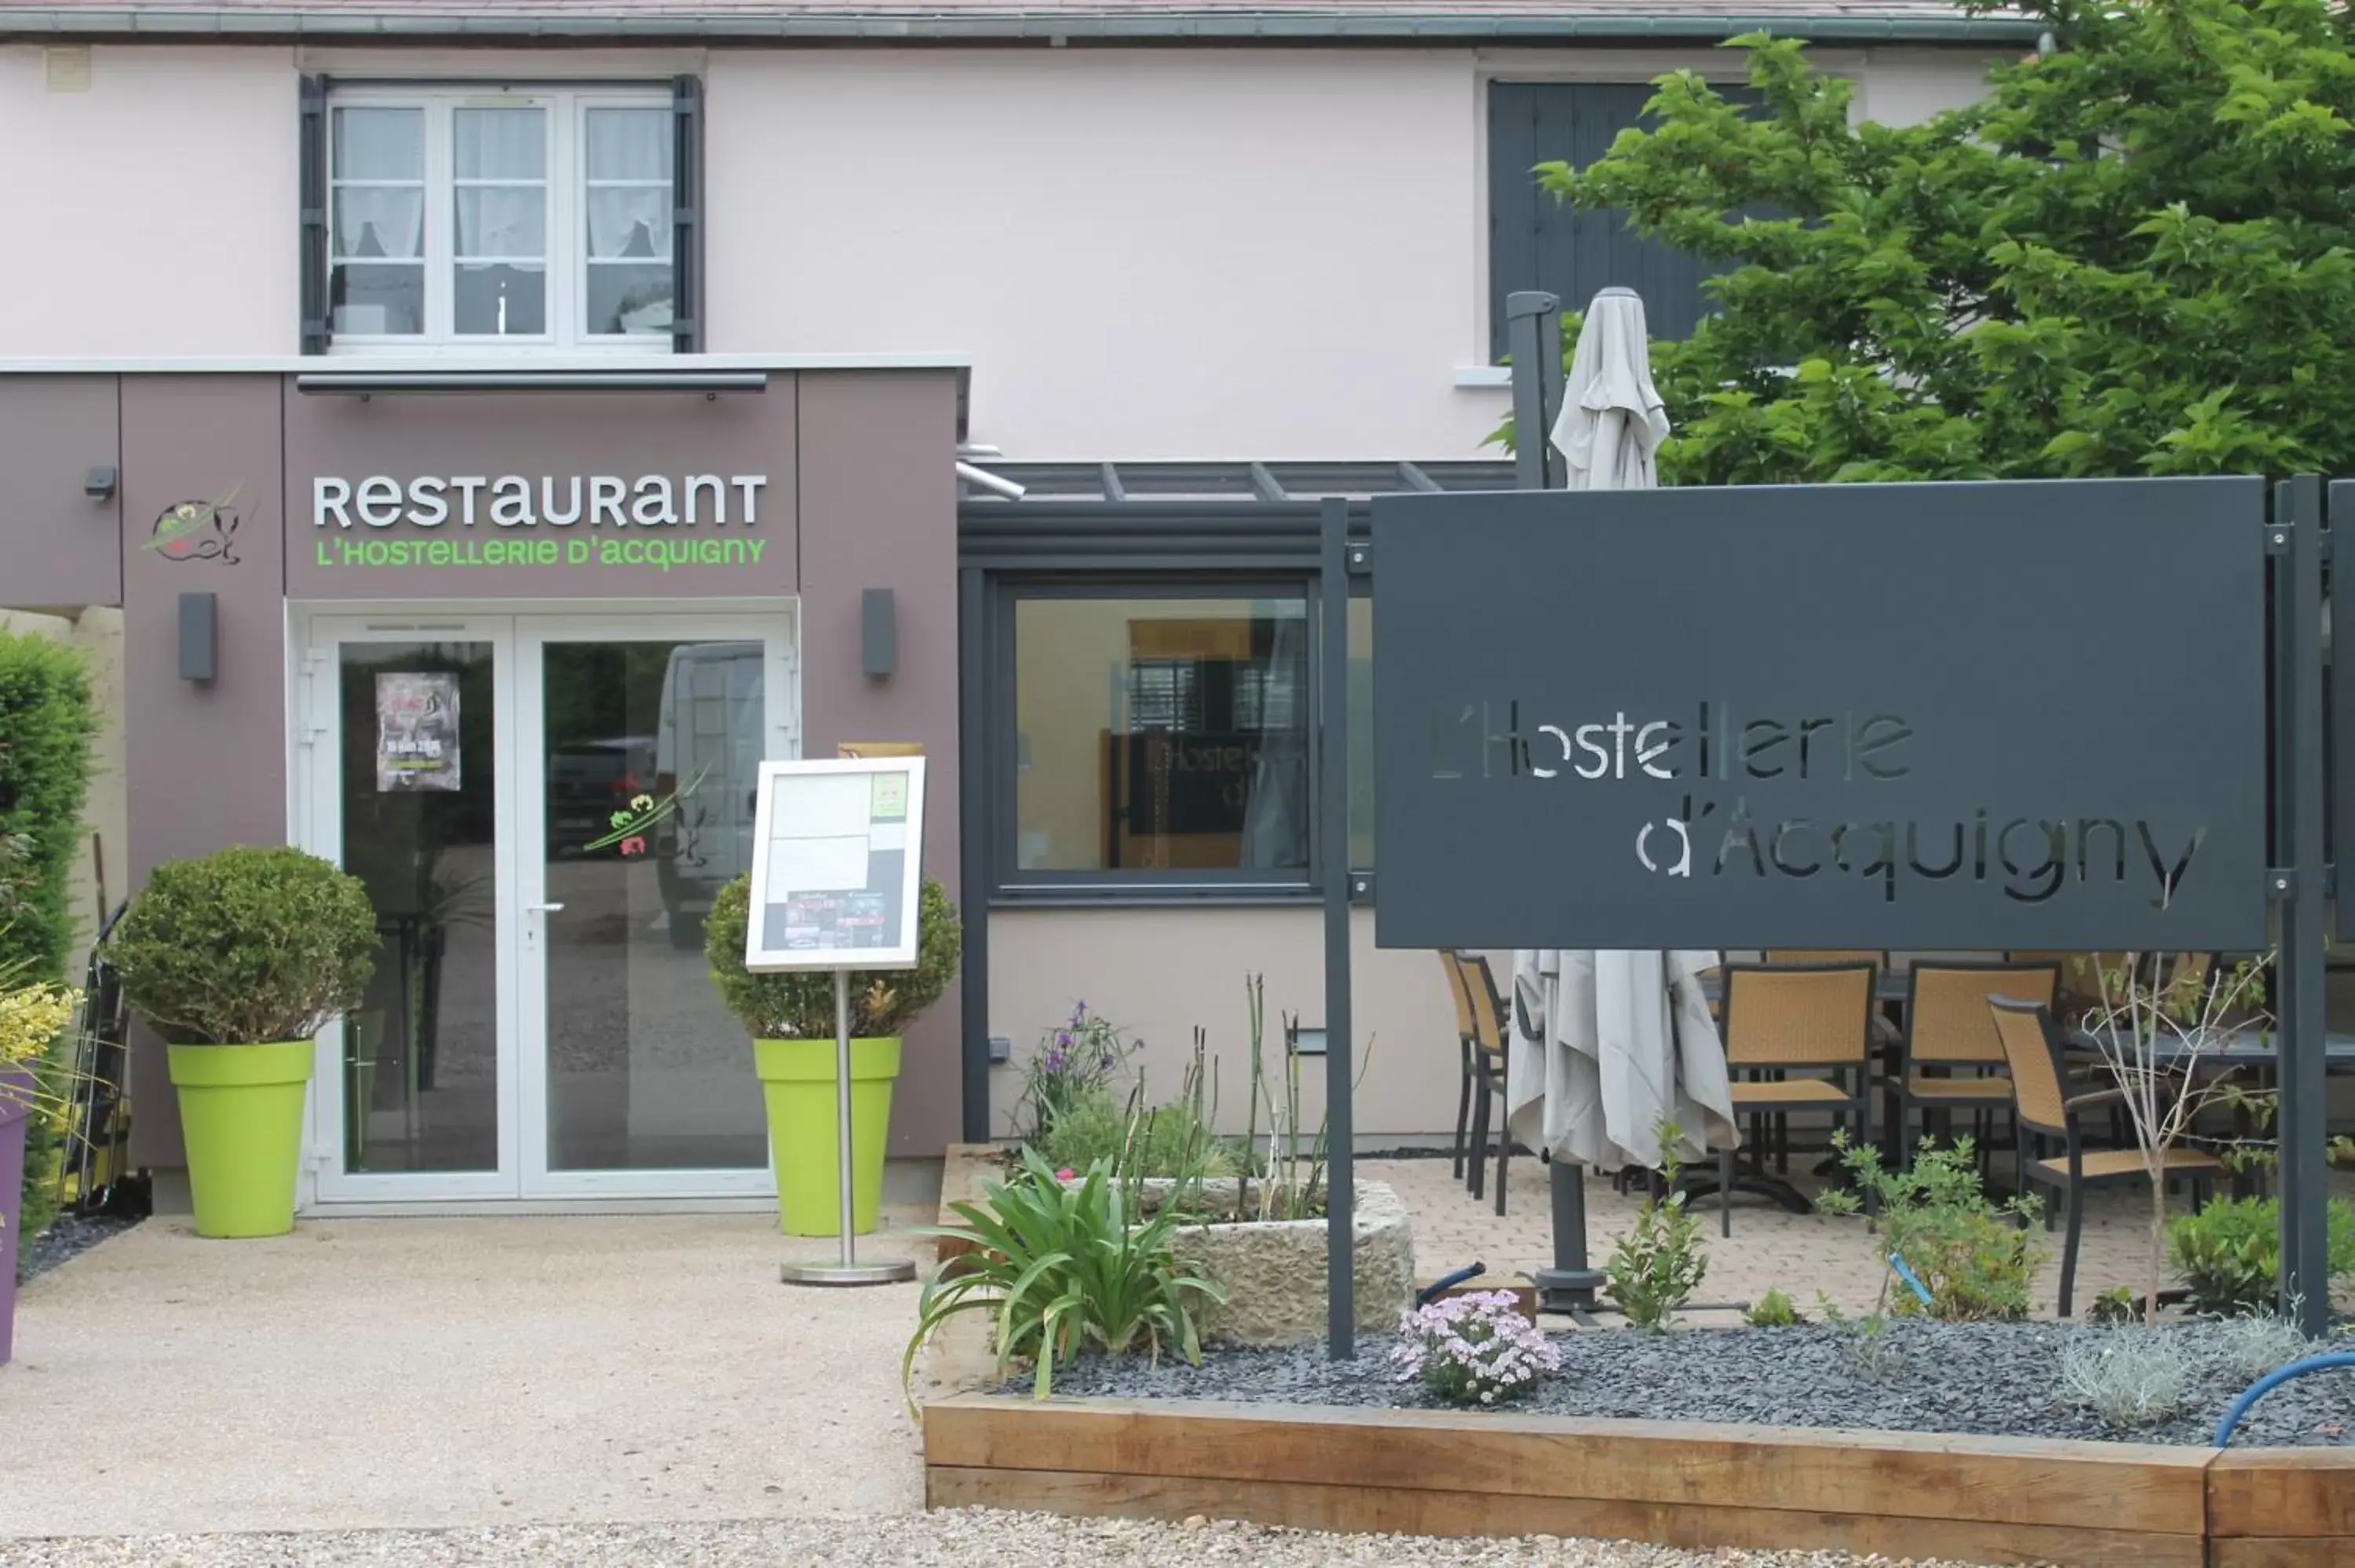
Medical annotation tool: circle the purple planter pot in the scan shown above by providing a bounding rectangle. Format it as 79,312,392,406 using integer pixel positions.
0,1068,34,1368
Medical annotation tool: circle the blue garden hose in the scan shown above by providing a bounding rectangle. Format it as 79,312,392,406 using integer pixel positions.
1417,1262,1487,1307
2212,1351,2355,1446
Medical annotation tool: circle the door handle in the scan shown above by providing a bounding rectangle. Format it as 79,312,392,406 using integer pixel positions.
527,902,566,913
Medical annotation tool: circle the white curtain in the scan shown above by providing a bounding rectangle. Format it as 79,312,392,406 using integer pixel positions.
334,188,422,260
1240,610,1311,870
455,108,546,261
586,109,673,261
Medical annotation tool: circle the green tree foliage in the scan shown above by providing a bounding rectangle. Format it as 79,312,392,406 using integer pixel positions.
1531,0,2355,484
0,631,97,983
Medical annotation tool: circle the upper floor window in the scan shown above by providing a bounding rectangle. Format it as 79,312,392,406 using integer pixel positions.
318,86,688,352
1486,80,1762,361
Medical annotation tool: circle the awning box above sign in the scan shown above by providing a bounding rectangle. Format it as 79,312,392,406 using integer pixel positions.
1370,476,2270,952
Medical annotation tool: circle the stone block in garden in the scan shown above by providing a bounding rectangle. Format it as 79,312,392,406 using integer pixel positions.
1139,1177,1414,1348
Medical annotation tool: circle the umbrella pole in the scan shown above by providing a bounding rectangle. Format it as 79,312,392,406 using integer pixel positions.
1533,1158,1607,1324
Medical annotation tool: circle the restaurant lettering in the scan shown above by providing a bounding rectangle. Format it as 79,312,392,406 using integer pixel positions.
313,473,767,531
1431,699,2204,910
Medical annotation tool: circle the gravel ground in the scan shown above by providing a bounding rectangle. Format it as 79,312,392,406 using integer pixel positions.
14,1213,140,1285
0,1511,2012,1567
1039,1318,2355,1447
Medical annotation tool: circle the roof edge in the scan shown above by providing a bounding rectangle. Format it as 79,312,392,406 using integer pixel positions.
0,9,2046,46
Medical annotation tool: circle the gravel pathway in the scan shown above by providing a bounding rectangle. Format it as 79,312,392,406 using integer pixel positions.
0,1511,2012,1566
1041,1318,2355,1448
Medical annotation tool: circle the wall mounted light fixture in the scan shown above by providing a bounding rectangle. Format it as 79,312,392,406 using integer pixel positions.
84,465,117,501
861,588,896,679
177,592,217,683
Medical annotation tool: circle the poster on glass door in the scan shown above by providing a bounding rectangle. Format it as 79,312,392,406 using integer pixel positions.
375,671,462,793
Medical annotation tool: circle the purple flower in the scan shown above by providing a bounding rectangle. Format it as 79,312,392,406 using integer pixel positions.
1044,1048,1066,1072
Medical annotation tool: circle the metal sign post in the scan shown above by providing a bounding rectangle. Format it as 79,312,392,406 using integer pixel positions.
780,968,914,1287
2273,477,2329,1336
746,756,928,1291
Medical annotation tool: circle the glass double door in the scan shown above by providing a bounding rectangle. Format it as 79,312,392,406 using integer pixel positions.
301,611,796,1202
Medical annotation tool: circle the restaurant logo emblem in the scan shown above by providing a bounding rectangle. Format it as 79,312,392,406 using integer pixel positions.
145,487,242,565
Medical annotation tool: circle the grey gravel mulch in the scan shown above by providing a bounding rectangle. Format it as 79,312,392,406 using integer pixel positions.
15,1213,140,1285
1035,1318,2355,1448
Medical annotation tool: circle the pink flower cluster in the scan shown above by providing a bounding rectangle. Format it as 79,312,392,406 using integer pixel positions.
1391,1291,1563,1408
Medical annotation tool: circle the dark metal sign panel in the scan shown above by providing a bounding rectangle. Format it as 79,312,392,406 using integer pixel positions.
1371,477,2269,951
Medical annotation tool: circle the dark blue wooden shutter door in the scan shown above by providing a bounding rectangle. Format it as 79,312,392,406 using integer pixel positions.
1488,81,1758,360
671,75,703,355
299,74,330,355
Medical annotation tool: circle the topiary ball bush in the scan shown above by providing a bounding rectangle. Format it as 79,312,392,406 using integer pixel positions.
110,845,378,1045
705,873,959,1039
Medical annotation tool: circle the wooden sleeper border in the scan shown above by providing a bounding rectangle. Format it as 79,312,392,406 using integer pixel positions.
924,1394,2355,1567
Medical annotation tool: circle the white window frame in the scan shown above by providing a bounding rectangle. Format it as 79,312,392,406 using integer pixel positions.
326,86,675,356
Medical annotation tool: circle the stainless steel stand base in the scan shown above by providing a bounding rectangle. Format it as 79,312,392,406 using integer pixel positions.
780,1259,917,1287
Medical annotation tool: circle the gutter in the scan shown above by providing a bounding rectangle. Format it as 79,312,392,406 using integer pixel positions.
0,9,2047,45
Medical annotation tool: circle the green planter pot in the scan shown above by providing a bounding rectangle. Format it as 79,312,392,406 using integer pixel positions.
752,1037,900,1238
167,1041,314,1239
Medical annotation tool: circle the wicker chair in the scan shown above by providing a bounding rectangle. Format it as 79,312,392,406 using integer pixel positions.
1450,950,1514,1216
1438,950,1480,1181
1988,997,2221,1317
1892,962,2058,1167
1714,962,1877,1236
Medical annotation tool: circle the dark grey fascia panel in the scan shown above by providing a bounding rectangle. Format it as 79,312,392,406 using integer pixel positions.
294,370,767,394
0,9,2048,44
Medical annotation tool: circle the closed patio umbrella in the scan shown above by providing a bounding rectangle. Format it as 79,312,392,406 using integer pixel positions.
1505,288,1737,1180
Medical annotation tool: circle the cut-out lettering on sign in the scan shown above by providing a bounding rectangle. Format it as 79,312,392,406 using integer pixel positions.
1369,479,2269,951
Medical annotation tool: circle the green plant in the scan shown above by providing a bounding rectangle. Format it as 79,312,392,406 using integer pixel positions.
1513,0,2355,489
1605,1121,1707,1330
703,873,959,1039
903,1147,1225,1409
1816,1295,1906,1378
0,629,97,986
1237,975,1375,1223
108,846,377,1045
1010,1000,1136,1144
2202,1310,2311,1381
1744,1287,1804,1328
2,975,79,1249
1817,1136,2045,1321
1393,1291,1563,1406
2167,1195,2355,1316
2087,1286,2139,1326
2056,1328,2194,1428
1037,1034,1234,1188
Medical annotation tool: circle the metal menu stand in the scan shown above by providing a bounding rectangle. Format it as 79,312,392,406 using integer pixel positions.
780,965,914,1288
746,757,927,1290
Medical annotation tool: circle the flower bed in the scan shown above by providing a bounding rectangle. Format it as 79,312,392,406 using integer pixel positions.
1037,1318,2355,1448
924,1391,2355,1568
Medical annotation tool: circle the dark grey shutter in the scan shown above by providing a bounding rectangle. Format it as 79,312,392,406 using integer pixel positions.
1486,81,1761,360
298,74,331,355
670,74,703,355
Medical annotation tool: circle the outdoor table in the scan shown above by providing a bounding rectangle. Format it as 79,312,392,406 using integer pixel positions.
2067,1024,2355,1198
1697,971,1911,1008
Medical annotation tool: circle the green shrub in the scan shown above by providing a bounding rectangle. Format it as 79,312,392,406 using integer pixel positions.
0,630,97,985
704,873,959,1038
2057,1327,2194,1428
109,846,378,1044
0,630,96,1256
904,1147,1225,1407
1745,1287,1805,1328
1605,1121,1707,1330
1817,1136,2044,1322
1036,1087,1236,1183
2167,1195,2355,1317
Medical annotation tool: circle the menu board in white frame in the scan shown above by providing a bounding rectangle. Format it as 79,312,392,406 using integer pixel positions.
743,757,926,973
